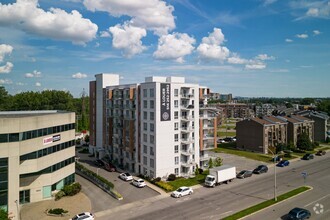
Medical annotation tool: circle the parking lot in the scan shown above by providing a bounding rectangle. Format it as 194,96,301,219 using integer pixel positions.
76,150,160,212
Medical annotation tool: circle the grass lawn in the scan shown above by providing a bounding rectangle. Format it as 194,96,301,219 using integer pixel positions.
167,172,209,189
220,125,236,129
222,186,311,220
218,131,236,138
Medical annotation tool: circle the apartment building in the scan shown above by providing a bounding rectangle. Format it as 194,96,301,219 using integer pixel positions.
236,116,287,154
89,74,217,178
277,115,314,146
255,104,276,117
296,110,330,142
216,103,253,119
0,111,75,218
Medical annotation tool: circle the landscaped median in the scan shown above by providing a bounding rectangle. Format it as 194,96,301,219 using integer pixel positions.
75,162,123,200
221,186,312,220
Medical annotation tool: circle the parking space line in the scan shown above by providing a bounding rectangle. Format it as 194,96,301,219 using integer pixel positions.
304,194,330,207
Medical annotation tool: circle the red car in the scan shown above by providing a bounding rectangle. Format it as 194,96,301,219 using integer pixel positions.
104,162,116,172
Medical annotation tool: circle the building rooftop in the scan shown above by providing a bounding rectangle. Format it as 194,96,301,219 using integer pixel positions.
0,110,71,118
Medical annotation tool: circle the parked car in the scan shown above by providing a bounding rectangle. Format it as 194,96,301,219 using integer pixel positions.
302,153,314,160
132,179,147,188
236,170,253,179
277,160,290,167
287,207,311,220
272,155,283,162
93,159,104,167
105,162,116,172
217,139,225,143
70,212,94,220
316,150,326,156
253,165,268,174
119,172,133,181
171,186,193,198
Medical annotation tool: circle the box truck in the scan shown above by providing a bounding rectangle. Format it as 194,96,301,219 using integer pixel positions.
205,165,236,187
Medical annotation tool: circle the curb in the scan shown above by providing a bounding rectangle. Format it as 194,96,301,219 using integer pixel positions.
238,186,313,220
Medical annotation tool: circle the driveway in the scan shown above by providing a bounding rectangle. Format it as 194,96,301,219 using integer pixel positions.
76,150,159,211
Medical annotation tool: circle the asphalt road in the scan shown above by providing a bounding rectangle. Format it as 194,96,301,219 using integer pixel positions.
95,153,330,220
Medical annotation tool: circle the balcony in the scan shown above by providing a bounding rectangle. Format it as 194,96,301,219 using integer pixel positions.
181,104,194,110
203,143,215,150
181,126,194,133
199,104,216,110
181,93,194,99
203,124,214,129
181,137,194,144
181,115,194,121
181,159,195,167
181,148,194,156
203,135,215,140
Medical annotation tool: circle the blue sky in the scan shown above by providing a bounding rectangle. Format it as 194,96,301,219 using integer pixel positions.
0,0,329,98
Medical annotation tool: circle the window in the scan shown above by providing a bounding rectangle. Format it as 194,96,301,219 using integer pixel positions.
175,156,179,165
174,145,179,153
143,100,148,108
175,168,179,175
150,100,154,109
174,122,178,130
174,111,178,119
150,123,154,132
174,100,178,108
143,123,148,131
150,159,154,168
150,147,154,156
143,156,147,165
143,134,147,142
174,89,178,97
150,88,154,97
19,190,30,204
150,135,154,144
150,112,154,120
143,89,147,98
143,145,148,154
174,134,179,142
143,111,148,120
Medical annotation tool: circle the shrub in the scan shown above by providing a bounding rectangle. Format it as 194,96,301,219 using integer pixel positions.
313,141,320,147
62,182,81,196
0,208,8,220
198,168,204,174
167,174,176,181
48,208,68,215
155,181,175,192
326,137,330,143
55,191,65,201
152,177,161,183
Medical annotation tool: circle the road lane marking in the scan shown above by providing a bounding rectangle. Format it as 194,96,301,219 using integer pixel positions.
304,194,330,207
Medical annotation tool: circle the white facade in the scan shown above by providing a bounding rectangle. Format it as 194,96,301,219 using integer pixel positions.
90,74,217,179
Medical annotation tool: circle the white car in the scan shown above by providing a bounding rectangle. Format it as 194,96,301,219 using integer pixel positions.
70,212,94,220
132,179,147,188
119,172,133,181
171,186,193,198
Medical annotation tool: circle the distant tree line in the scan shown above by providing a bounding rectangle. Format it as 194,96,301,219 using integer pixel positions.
0,86,89,131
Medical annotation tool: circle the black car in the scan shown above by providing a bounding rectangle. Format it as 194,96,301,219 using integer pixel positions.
94,159,105,167
253,165,268,174
236,170,253,179
287,207,311,220
302,154,314,160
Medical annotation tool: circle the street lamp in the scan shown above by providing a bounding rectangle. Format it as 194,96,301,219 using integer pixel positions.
267,147,277,202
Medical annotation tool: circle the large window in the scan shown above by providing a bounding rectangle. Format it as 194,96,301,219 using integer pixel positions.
19,190,30,204
0,158,8,211
150,88,154,97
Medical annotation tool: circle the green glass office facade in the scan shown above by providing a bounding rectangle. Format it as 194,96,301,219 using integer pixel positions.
0,158,8,211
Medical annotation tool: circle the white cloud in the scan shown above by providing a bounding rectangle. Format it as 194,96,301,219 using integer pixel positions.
296,34,308,39
25,70,41,78
83,0,175,35
72,72,88,79
0,62,13,73
109,23,147,57
153,32,195,63
285,38,293,43
0,44,13,62
227,53,248,64
0,79,12,84
306,8,319,17
100,31,110,37
245,62,266,70
16,82,24,86
35,82,41,87
291,1,330,20
197,28,230,61
255,54,275,61
0,0,98,45
313,30,321,35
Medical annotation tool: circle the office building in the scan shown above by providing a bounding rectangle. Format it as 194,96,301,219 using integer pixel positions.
0,111,75,218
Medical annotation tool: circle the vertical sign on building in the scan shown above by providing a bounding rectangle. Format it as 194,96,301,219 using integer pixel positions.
160,83,171,121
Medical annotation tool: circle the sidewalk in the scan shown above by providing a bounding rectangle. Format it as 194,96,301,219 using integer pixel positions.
20,192,91,220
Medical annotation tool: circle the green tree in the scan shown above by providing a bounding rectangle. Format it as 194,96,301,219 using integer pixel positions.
214,157,223,167
0,208,8,220
297,132,313,151
0,86,12,110
300,98,315,105
208,158,214,169
317,99,330,116
84,134,90,143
